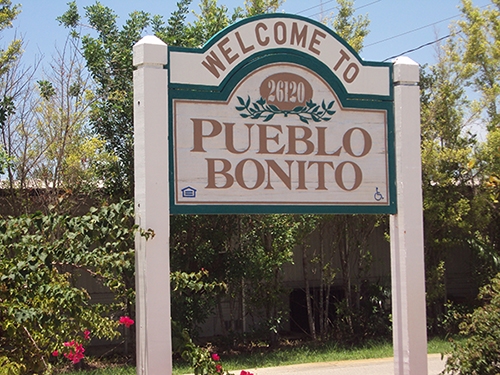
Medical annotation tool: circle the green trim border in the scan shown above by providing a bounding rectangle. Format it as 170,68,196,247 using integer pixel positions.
167,14,396,215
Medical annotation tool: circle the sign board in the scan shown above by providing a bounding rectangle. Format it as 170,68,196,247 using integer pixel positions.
168,14,395,214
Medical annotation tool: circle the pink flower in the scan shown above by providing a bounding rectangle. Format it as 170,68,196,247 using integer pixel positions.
211,353,220,361
216,364,222,373
52,350,59,357
119,316,135,328
63,340,73,347
62,341,85,364
83,330,91,340
240,371,254,375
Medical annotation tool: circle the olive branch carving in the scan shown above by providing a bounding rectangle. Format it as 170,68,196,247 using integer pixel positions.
235,96,336,124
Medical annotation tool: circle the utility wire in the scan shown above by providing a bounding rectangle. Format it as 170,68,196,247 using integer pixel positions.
296,0,335,14
382,33,454,62
306,0,382,18
366,3,489,53
365,14,459,47
296,0,382,19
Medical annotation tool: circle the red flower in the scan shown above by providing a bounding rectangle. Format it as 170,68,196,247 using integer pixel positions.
216,364,222,373
119,316,135,328
240,371,254,375
83,330,91,340
211,353,220,361
52,350,59,357
62,341,85,364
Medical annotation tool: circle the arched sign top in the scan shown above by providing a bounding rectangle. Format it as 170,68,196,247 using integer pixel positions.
169,13,392,98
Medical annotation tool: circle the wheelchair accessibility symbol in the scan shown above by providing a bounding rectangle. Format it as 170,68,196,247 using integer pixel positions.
374,187,384,201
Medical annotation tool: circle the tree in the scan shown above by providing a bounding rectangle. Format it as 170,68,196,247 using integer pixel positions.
1,33,114,215
32,37,115,208
322,0,370,53
58,2,151,198
239,0,282,17
417,0,500,334
0,0,29,214
456,0,500,285
240,214,304,343
0,0,21,76
419,38,484,331
458,0,500,130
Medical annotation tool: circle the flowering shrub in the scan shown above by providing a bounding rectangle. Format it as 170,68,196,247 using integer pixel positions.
0,201,139,373
62,340,85,364
51,328,91,365
53,317,134,367
119,316,135,328
83,329,91,340
178,329,254,375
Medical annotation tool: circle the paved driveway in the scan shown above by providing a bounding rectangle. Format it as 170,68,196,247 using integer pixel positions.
239,354,447,375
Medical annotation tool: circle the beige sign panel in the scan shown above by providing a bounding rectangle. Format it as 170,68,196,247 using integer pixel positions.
173,63,390,208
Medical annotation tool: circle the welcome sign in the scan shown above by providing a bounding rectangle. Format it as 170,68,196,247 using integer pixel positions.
168,14,395,214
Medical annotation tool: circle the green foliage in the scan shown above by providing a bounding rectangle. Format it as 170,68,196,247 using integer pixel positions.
57,0,80,28
0,95,14,130
0,95,14,175
419,45,487,330
333,281,391,342
0,0,21,76
180,332,233,375
0,145,9,175
171,269,227,336
0,200,139,373
0,356,25,375
240,0,282,17
239,215,308,339
443,274,500,374
458,0,500,129
324,0,370,53
188,0,234,47
59,3,151,198
151,0,192,46
418,1,500,329
36,80,56,100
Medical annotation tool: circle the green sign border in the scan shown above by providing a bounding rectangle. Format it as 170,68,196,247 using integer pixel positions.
167,13,396,215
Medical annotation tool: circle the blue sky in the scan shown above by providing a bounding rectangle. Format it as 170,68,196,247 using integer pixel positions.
5,0,491,69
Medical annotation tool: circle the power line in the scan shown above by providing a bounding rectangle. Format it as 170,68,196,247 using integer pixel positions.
356,0,383,10
366,3,490,48
297,0,382,19
365,14,459,48
296,0,335,15
382,33,454,62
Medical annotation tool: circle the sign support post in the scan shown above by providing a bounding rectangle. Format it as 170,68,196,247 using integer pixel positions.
390,56,428,375
133,35,172,375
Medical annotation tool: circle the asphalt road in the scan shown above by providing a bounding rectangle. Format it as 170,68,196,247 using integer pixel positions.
238,354,447,375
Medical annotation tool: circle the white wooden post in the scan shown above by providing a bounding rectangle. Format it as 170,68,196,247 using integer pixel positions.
133,35,172,375
390,56,428,375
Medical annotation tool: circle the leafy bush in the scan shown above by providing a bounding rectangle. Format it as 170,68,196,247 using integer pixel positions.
442,273,500,374
170,269,227,337
0,200,140,374
333,282,391,342
436,301,473,336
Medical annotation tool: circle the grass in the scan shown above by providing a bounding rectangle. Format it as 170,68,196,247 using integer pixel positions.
62,336,457,375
